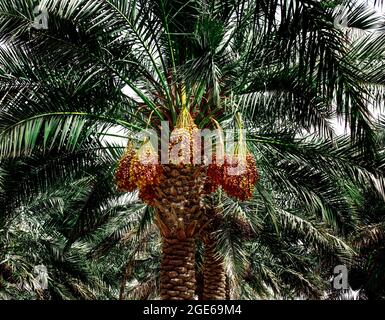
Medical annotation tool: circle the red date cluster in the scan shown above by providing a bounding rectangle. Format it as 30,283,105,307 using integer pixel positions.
222,153,259,201
115,141,162,205
115,146,137,193
115,108,260,203
205,154,224,194
206,153,259,201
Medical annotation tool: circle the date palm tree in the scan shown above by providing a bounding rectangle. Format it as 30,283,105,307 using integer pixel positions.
196,0,385,299
0,0,385,300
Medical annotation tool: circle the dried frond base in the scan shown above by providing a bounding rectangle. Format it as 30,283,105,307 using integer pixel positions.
153,164,206,239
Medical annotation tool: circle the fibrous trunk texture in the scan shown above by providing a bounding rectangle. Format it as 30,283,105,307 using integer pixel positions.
195,269,204,300
160,237,196,300
202,235,226,299
153,164,206,300
200,204,226,300
226,274,230,300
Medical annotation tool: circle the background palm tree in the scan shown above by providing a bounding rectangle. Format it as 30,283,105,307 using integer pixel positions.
0,147,161,299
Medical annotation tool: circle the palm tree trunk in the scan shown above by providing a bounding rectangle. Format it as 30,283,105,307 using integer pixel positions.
153,164,206,300
195,269,204,300
225,274,230,300
200,203,226,300
201,203,253,300
202,235,226,300
160,237,196,300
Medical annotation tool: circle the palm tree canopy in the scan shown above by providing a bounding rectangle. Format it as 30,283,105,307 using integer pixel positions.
1,0,385,300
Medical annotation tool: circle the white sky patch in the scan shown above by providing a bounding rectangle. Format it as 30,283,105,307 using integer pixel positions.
329,105,382,136
331,116,349,136
101,125,128,148
121,85,144,103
